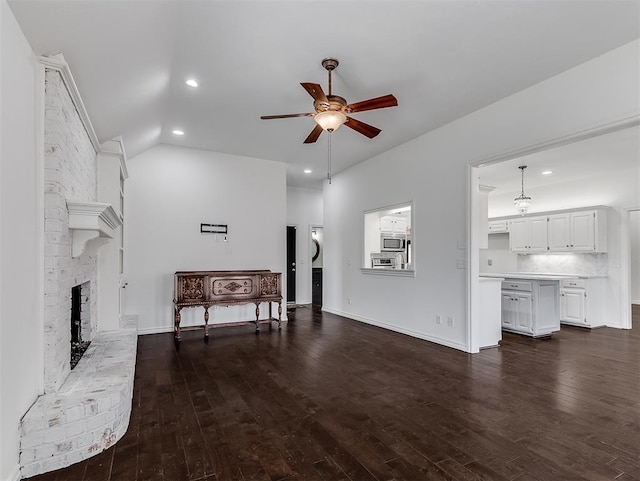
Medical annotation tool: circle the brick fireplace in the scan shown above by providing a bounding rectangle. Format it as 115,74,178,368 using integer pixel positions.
19,57,135,478
42,66,99,392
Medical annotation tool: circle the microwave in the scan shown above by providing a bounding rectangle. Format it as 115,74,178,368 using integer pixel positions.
381,236,405,252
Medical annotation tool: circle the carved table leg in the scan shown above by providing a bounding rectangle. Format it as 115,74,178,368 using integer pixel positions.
174,306,182,341
255,303,260,332
277,301,282,329
204,306,210,339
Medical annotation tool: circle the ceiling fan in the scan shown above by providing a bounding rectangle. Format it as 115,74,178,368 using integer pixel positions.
260,58,398,143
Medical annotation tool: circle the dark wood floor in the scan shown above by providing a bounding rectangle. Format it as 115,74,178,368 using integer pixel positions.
29,305,640,481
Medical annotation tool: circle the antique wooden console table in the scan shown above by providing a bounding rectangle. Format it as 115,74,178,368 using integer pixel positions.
173,270,282,341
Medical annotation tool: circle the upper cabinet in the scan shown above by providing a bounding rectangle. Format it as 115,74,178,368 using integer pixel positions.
498,207,607,254
547,210,606,252
380,216,408,234
488,220,508,233
508,215,548,253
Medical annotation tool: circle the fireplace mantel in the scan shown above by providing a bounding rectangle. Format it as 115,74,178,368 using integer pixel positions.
67,201,121,257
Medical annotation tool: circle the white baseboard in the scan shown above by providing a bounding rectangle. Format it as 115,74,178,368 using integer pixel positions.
137,326,174,336
136,317,290,337
321,307,468,353
4,464,20,481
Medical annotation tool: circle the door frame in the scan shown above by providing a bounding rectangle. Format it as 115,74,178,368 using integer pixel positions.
310,225,324,307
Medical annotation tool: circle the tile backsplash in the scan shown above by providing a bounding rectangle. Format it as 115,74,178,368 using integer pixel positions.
518,253,608,276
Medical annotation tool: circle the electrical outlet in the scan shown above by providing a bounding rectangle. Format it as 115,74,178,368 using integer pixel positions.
447,316,454,327
488,259,493,266
457,240,465,249
436,315,441,325
457,259,465,269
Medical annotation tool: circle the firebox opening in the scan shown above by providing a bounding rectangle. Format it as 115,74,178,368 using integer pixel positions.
70,284,90,369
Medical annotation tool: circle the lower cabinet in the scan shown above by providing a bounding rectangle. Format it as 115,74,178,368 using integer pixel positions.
501,279,560,337
501,291,532,334
559,278,605,327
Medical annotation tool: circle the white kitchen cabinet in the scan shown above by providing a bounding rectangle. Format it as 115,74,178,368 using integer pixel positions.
488,220,508,233
508,216,547,252
545,209,607,253
560,287,585,324
571,210,602,251
501,278,559,337
560,278,606,327
380,216,407,234
502,291,533,332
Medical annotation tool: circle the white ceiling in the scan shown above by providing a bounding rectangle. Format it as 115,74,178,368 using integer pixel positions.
8,0,640,190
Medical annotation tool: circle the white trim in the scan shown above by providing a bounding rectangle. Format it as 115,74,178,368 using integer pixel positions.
137,318,290,337
38,54,101,154
35,61,46,395
322,307,468,352
4,464,21,481
466,165,476,353
470,115,640,168
137,326,174,336
66,201,122,257
100,136,129,179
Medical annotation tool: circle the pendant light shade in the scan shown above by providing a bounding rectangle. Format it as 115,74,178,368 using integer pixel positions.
314,110,346,132
514,165,532,215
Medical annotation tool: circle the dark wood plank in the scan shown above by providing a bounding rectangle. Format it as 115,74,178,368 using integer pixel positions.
25,305,640,481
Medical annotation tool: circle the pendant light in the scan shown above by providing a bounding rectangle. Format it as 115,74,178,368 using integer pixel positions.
514,165,532,215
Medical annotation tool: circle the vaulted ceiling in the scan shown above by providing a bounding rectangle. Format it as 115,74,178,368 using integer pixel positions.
9,0,640,190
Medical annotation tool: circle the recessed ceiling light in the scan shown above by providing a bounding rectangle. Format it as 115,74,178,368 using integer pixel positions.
172,130,184,136
185,79,198,87
542,170,552,175
304,169,312,174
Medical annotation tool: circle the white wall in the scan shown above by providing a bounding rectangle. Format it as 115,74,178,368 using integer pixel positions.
324,39,640,351
286,187,323,304
0,1,41,479
125,144,287,334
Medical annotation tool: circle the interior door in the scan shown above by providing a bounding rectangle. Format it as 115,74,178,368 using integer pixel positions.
287,226,296,303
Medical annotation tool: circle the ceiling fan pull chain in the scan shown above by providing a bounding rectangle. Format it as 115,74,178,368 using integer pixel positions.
327,132,332,184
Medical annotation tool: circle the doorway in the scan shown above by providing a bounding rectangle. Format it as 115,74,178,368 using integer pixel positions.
287,226,296,303
311,226,323,309
469,122,639,352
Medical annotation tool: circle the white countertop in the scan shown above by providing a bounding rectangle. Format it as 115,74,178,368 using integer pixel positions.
480,272,581,280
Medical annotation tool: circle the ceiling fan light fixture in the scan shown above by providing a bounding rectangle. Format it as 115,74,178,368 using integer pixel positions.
514,165,532,215
314,110,346,132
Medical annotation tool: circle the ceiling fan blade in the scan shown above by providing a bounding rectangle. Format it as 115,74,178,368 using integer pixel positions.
261,113,314,120
346,94,398,113
301,83,328,104
344,116,381,139
303,124,323,144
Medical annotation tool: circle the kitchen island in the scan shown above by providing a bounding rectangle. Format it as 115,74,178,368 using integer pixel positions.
480,273,578,337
